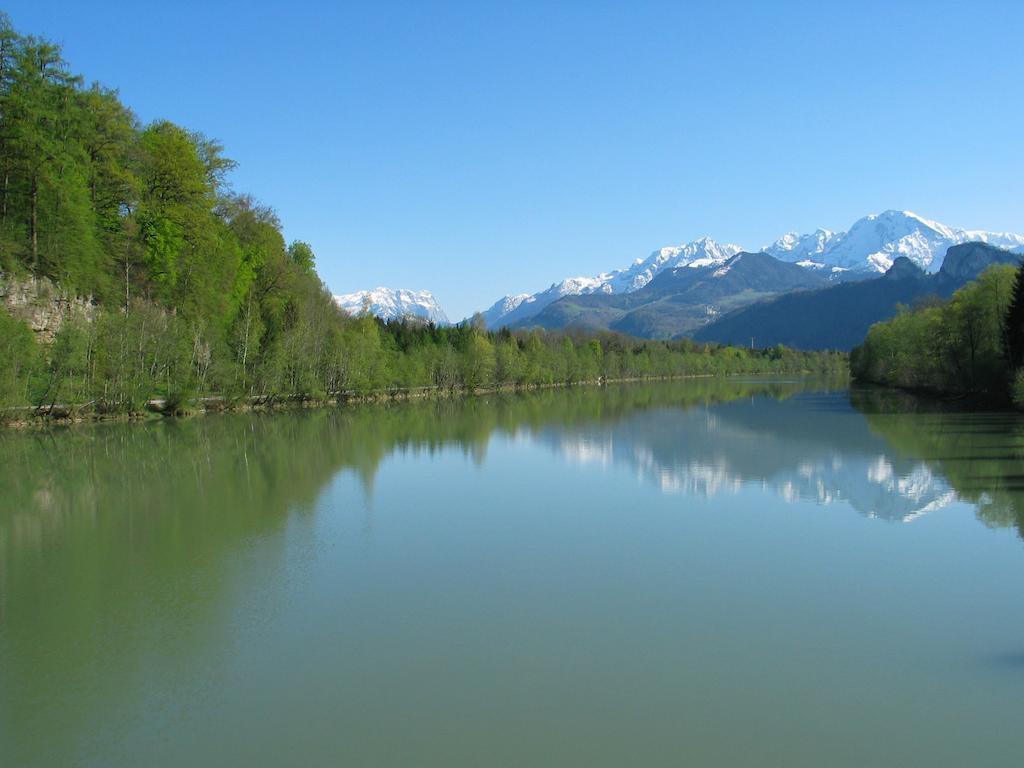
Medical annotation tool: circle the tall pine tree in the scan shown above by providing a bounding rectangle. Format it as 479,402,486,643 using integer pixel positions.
1004,262,1024,369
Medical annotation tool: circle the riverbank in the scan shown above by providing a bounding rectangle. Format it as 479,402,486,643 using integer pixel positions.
0,370,847,428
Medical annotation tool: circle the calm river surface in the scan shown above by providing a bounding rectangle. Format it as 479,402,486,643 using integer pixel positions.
3,378,1024,766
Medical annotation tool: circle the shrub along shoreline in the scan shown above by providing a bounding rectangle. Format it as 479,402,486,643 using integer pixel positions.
0,323,848,427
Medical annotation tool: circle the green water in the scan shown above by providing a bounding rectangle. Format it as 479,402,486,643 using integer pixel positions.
3,378,1024,766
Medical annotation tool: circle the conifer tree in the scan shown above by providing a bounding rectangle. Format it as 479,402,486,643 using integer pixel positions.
1004,262,1024,368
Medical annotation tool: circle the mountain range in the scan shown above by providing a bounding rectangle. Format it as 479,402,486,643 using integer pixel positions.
482,210,1024,333
334,287,449,324
763,210,1024,272
334,211,1024,350
507,250,835,338
479,238,744,328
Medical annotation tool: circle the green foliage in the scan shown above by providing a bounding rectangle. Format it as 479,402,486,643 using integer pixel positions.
0,306,40,409
851,388,1024,538
851,264,1018,399
288,240,315,272
1004,261,1024,369
1012,369,1024,409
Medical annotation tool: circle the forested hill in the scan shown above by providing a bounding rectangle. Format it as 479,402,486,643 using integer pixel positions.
694,243,1022,351
0,17,844,418
0,13,320,319
850,260,1024,404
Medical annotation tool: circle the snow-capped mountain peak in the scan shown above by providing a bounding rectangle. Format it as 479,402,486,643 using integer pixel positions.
882,209,954,236
765,228,839,263
830,210,958,272
575,237,743,293
335,287,449,324
549,276,610,296
490,294,534,317
480,237,742,327
768,210,1024,273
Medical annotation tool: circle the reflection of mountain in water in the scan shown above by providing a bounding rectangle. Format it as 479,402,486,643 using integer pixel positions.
4,379,1023,591
6,378,1024,764
547,391,958,522
851,388,1024,537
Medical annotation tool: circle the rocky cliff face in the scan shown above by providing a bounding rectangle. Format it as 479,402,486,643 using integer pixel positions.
937,242,1021,283
1,275,95,341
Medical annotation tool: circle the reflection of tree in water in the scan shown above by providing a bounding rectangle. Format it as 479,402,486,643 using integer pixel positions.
7,375,1020,591
5,383,820,760
0,377,818,570
850,387,1024,538
1,379,819,666
11,375,1024,762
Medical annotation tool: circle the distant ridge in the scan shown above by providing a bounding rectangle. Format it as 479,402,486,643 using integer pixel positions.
693,242,1023,350
509,250,830,339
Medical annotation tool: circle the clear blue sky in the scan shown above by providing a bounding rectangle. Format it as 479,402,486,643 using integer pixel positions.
9,1,1024,318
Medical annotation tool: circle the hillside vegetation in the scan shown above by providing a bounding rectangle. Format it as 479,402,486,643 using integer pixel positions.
850,263,1024,403
0,18,844,419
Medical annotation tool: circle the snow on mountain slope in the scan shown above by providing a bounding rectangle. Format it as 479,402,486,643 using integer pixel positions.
481,276,609,328
600,237,744,292
765,229,840,263
545,398,956,522
482,237,741,328
485,294,534,320
335,287,449,324
480,211,1024,328
818,211,957,272
768,211,1024,273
